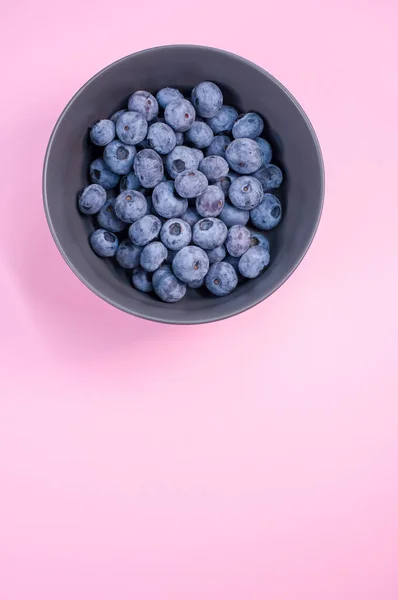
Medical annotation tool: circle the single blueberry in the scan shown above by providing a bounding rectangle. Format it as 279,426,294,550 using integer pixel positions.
181,207,201,228
206,105,238,134
225,138,262,174
97,199,126,233
232,112,264,139
140,241,168,272
132,267,153,293
128,91,159,121
147,122,177,155
248,229,270,252
206,244,226,264
184,121,214,149
114,190,147,223
229,175,263,210
175,170,208,199
205,262,238,296
199,155,229,182
192,217,228,250
191,81,223,118
90,119,115,146
225,225,251,257
110,109,127,123
103,140,136,175
78,184,106,215
120,172,141,192
160,218,192,251
196,185,224,217
205,135,231,159
164,99,196,132
134,149,164,188
239,246,270,278
250,193,282,230
116,239,142,269
152,181,188,218
165,146,200,178
128,214,162,246
253,164,283,191
256,137,273,165
90,158,120,190
90,229,119,257
219,202,249,227
152,265,187,302
116,111,148,145
156,87,184,109
172,246,209,284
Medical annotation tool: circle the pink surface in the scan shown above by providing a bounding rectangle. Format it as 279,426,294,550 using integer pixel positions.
1,0,398,598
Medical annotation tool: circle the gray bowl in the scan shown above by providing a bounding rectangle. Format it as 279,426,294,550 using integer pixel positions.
43,45,324,324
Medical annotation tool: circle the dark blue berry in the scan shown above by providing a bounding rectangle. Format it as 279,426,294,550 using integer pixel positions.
147,122,177,154
103,140,136,175
115,190,147,223
256,138,272,165
205,262,238,296
205,135,231,159
192,217,227,250
152,181,188,218
128,91,158,121
253,164,283,191
225,225,251,257
175,169,208,198
120,172,141,192
140,241,168,272
156,87,184,109
164,99,196,132
134,149,164,188
181,207,201,228
128,214,162,246
90,229,118,257
152,265,187,302
90,119,115,146
172,246,209,284
165,146,200,178
238,246,270,278
132,267,153,292
232,113,264,139
116,111,148,145
90,158,120,190
229,175,263,209
196,185,224,217
199,156,229,182
250,193,282,230
78,184,106,215
219,202,249,227
160,218,192,250
225,138,262,174
116,239,142,268
191,82,223,118
206,244,226,264
97,199,126,233
185,121,214,148
206,105,238,134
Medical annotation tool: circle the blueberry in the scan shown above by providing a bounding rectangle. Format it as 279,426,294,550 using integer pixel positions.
192,148,204,163
205,135,231,159
127,91,158,121
184,121,214,149
175,169,208,199
116,239,142,268
165,146,200,178
196,185,224,217
103,140,136,175
78,184,106,215
248,229,270,252
116,111,148,145
239,246,270,278
147,122,177,154
120,172,141,192
199,156,229,182
110,109,127,123
132,267,153,293
250,193,282,230
205,262,238,296
134,149,164,188
206,105,238,134
256,138,272,165
229,175,263,209
140,241,168,272
191,81,223,118
97,199,126,232
172,246,209,284
219,202,249,227
192,217,227,250
90,158,120,190
225,138,262,174
175,131,184,146
232,112,264,139
181,207,201,228
225,224,251,257
128,214,162,246
160,218,192,250
90,229,119,257
253,164,283,191
152,181,188,218
206,244,226,264
152,265,187,302
224,254,245,282
156,87,184,109
164,99,196,132
114,190,147,223
214,171,238,195
89,119,115,146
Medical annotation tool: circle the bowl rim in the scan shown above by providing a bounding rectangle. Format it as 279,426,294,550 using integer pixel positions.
43,44,325,325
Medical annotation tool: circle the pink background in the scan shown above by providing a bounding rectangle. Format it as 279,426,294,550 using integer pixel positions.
1,0,398,598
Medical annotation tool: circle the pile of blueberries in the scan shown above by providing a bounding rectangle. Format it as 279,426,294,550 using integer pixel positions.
78,81,283,302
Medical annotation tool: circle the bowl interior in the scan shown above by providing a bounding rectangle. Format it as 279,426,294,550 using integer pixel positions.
43,45,323,324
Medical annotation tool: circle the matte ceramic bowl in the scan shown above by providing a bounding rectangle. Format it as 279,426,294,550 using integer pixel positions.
43,45,324,324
